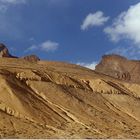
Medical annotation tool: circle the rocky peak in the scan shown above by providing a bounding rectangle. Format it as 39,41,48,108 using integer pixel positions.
0,43,11,57
95,54,140,83
0,43,18,58
22,55,40,62
0,43,40,62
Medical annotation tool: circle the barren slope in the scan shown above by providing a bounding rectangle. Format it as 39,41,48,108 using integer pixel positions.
0,57,140,138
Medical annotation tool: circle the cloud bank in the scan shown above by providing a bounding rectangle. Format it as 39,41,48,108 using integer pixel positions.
81,11,109,30
104,2,140,45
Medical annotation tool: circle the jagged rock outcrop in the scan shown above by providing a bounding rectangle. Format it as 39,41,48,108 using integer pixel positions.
0,43,40,62
0,43,12,58
22,55,40,62
95,54,140,83
0,43,18,58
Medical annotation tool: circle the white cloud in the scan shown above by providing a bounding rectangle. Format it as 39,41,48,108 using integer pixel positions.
40,40,59,52
104,2,140,45
0,0,26,4
81,11,109,30
76,62,97,70
27,40,59,52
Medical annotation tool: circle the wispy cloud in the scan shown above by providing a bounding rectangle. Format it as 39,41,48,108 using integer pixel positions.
106,46,140,60
76,62,97,70
104,2,140,45
27,40,59,52
81,11,109,30
0,0,26,12
0,0,27,39
0,0,26,4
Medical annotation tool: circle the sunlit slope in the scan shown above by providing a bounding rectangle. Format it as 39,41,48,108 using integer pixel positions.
0,58,140,138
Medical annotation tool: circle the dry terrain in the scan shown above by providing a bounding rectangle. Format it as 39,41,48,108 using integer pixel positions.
0,53,140,138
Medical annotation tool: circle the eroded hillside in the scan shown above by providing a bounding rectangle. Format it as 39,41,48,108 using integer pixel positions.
0,56,140,139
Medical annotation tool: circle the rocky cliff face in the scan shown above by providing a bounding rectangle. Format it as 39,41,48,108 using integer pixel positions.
95,54,140,83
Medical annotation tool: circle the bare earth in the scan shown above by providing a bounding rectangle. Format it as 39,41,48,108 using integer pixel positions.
0,57,140,139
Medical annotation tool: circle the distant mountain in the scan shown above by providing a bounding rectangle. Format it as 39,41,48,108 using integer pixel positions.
95,54,140,83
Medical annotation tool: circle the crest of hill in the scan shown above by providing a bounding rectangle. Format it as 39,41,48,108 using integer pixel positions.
95,54,140,83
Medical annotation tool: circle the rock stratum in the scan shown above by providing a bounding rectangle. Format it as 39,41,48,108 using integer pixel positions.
0,46,140,138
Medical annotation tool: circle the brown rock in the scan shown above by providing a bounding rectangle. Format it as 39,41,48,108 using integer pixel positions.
0,43,17,58
0,43,11,57
0,43,40,62
95,54,140,83
23,55,40,62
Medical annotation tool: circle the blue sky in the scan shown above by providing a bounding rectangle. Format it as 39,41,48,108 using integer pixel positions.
1,0,140,69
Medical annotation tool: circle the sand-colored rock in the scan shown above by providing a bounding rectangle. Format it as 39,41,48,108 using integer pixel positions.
95,54,140,83
22,55,40,62
0,56,140,139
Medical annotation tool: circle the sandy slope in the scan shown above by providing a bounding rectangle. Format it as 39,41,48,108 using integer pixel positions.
0,58,140,138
